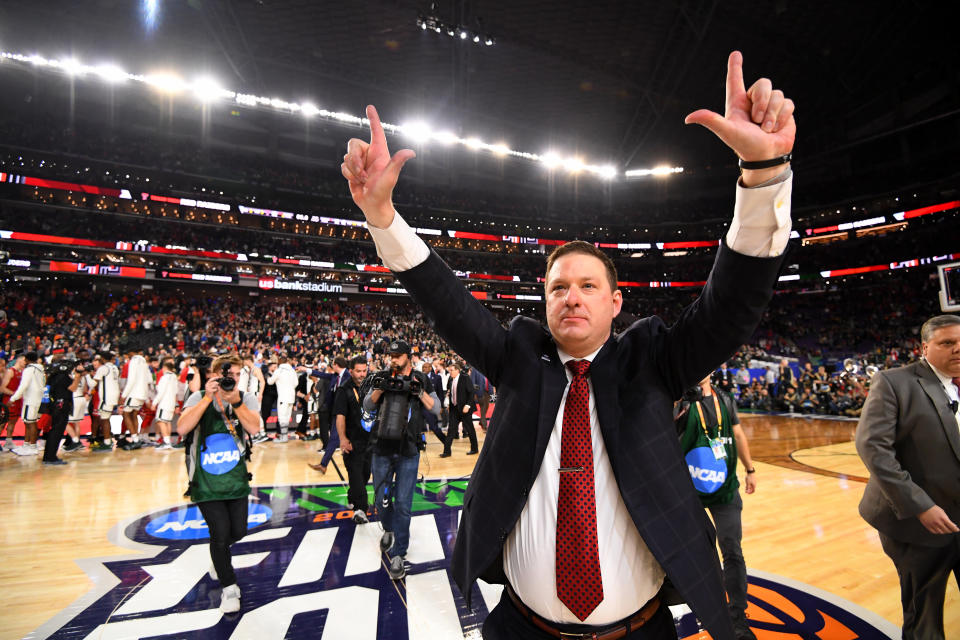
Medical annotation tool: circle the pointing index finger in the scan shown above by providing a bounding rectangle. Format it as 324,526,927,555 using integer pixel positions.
366,104,386,147
726,50,746,105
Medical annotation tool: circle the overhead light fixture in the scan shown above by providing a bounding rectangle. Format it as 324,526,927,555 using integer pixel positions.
2,47,633,180
625,166,684,178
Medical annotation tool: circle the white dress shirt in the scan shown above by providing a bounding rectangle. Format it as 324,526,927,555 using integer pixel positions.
504,346,664,624
366,172,793,622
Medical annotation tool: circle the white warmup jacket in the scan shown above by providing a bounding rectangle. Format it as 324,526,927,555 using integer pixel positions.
122,355,150,401
10,363,45,406
95,363,121,407
154,371,179,413
269,363,299,404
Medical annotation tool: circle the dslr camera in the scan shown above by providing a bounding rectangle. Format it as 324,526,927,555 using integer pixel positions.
217,362,237,392
681,385,704,404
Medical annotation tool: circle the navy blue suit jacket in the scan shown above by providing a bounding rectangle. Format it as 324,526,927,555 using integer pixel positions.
394,241,784,640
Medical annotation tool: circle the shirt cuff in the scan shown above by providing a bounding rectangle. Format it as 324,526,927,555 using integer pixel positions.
367,211,431,272
726,169,793,257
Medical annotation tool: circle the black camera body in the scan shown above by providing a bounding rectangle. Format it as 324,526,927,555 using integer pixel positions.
371,370,426,444
218,362,237,392
48,360,77,377
682,385,704,404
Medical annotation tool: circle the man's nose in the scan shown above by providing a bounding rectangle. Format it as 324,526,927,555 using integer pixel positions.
564,286,582,305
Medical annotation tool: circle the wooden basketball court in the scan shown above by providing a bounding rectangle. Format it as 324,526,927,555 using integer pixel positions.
2,414,956,638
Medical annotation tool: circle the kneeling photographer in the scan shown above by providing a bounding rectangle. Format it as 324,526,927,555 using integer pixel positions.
176,354,261,614
363,340,440,580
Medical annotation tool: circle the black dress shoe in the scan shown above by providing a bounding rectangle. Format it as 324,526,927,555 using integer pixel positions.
466,450,478,455
439,452,451,458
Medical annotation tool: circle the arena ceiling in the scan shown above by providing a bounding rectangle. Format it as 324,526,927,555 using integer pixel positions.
0,0,957,198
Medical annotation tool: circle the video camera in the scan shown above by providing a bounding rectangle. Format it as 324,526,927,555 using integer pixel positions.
47,359,78,377
371,372,422,396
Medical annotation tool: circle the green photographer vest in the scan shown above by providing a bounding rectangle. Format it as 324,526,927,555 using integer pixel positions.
679,390,739,506
186,392,251,503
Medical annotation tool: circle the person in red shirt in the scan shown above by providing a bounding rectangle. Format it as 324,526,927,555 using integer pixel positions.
0,352,25,450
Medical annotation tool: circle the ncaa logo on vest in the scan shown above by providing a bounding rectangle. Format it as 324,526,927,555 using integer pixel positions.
201,432,242,474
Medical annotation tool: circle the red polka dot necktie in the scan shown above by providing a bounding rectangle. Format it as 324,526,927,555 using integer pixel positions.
556,359,603,621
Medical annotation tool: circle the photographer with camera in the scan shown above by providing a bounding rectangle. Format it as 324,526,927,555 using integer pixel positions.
176,354,261,614
39,357,83,465
363,339,440,579
675,376,758,639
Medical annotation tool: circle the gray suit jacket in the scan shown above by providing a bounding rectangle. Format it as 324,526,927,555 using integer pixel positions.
856,360,960,547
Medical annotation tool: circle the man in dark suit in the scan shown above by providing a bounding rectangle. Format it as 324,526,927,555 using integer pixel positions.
856,315,960,640
441,360,477,457
343,50,795,640
469,364,494,430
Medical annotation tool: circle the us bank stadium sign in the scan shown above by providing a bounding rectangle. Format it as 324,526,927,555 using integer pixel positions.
32,481,897,639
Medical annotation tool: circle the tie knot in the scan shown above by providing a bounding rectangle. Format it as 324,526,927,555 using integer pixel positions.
566,360,591,377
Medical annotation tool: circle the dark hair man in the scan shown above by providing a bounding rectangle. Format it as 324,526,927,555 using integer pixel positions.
333,356,372,523
856,315,960,639
343,50,794,640
675,376,758,639
363,339,440,579
440,360,477,458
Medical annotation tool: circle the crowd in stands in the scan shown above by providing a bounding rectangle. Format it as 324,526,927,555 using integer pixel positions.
2,100,956,241
1,263,941,421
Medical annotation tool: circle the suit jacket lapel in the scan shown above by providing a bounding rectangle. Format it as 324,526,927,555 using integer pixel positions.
916,364,960,463
532,338,567,486
592,338,621,470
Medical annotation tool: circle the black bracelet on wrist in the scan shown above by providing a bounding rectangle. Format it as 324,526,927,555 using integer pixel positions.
231,400,243,409
739,153,792,170
746,468,756,474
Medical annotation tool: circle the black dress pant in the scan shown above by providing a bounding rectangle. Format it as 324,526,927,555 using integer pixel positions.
444,406,477,453
260,393,277,432
880,531,960,640
197,497,248,588
343,441,372,511
42,406,70,462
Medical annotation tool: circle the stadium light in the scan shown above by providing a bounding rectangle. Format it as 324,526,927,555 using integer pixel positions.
625,166,684,178
1,47,646,181
192,77,233,102
145,72,186,94
94,64,129,83
400,121,432,144
60,58,84,76
541,152,563,169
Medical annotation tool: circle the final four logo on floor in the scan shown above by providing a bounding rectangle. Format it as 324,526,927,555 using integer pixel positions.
35,481,898,640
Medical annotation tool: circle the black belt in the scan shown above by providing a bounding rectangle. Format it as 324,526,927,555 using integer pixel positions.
506,584,660,640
